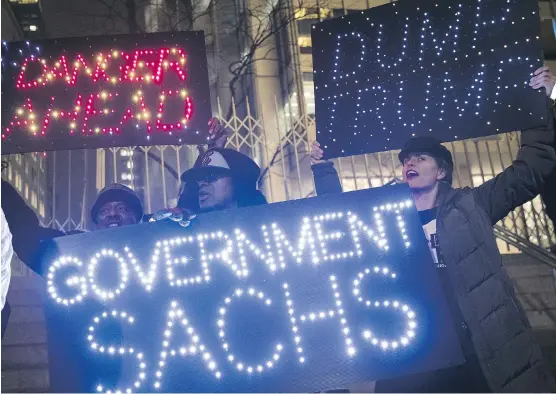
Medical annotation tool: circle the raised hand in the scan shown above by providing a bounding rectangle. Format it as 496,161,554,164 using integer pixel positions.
310,141,327,165
207,118,228,149
530,66,556,97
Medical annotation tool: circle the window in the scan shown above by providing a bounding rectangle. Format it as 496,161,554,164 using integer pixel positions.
333,8,345,17
303,81,315,116
9,0,39,3
296,19,317,35
31,191,37,209
298,36,313,53
302,72,314,81
23,25,38,32
332,8,359,17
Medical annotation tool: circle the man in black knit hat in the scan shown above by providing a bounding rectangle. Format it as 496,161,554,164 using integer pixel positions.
90,183,144,229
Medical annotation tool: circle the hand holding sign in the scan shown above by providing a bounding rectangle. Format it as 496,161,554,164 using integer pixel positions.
312,0,545,159
42,186,464,393
530,66,556,96
1,32,212,154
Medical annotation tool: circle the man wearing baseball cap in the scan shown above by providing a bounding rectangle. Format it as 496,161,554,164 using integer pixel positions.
153,119,267,225
180,147,266,213
91,183,144,229
309,67,556,392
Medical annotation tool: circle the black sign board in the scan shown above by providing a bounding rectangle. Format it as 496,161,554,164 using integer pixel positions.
312,0,545,159
42,185,464,392
1,32,211,154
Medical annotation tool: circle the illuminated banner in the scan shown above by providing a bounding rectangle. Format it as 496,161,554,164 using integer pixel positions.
312,0,545,158
42,185,465,393
1,32,211,154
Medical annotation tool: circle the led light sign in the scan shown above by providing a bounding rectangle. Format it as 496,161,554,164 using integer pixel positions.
42,185,464,392
1,32,211,154
312,0,545,158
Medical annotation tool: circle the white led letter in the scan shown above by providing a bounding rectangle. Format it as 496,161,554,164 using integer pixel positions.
88,249,129,301
87,310,145,393
283,276,356,364
234,229,269,273
125,246,158,292
353,200,413,251
353,267,418,351
153,300,221,390
157,231,240,288
218,288,284,375
313,211,360,264
262,219,319,268
46,256,88,305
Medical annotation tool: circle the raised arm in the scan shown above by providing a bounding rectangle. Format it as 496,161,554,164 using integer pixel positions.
310,141,343,196
473,69,556,224
1,180,65,276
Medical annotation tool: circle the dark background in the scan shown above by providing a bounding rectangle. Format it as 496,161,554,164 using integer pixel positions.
43,185,464,392
1,31,211,154
312,0,546,159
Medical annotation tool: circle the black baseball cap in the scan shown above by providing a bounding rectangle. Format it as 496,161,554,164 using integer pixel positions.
180,148,260,188
91,183,143,224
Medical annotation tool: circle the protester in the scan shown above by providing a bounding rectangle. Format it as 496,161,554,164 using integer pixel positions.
1,180,65,269
309,68,556,392
1,174,67,336
154,118,267,226
1,175,141,335
90,183,144,229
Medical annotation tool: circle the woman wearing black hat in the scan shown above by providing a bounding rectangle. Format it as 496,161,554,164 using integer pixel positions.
309,68,556,392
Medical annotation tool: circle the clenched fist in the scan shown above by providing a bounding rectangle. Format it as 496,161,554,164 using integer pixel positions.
310,141,326,165
207,118,228,149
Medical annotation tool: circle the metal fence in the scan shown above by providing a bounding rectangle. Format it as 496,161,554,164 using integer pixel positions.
2,96,555,277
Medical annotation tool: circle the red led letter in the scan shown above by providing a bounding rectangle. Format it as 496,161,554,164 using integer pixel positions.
155,90,193,132
16,57,49,89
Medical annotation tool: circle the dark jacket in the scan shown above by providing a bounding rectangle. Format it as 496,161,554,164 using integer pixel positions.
311,103,556,392
540,105,556,227
1,180,65,276
1,180,65,338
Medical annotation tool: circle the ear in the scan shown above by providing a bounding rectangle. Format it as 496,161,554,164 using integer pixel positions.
436,167,447,181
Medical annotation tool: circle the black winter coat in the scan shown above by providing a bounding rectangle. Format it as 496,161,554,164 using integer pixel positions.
311,102,556,392
540,105,556,227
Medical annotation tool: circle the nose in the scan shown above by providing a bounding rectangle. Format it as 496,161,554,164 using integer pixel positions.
106,207,121,219
406,157,417,167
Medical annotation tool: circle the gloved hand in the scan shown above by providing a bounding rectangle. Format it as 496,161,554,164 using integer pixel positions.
150,208,195,228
